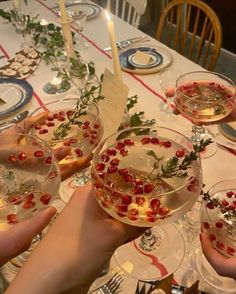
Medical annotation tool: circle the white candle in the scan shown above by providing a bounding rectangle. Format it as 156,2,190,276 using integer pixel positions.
51,77,62,89
58,0,67,23
105,10,122,81
40,19,49,26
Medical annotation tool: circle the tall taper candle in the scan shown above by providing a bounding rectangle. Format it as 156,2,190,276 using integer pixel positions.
105,10,122,81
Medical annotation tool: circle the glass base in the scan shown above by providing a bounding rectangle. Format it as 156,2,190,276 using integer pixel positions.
114,223,185,281
195,249,236,294
159,102,176,122
43,80,70,95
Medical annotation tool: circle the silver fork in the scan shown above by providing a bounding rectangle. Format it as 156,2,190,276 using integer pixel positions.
97,273,123,294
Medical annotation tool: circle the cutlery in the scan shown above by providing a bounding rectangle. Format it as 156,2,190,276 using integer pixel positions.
104,36,150,51
0,110,29,130
96,273,123,294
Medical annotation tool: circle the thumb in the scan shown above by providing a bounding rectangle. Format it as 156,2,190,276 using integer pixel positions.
0,207,57,266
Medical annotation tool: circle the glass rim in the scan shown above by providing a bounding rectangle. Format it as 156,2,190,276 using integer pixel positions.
92,125,202,197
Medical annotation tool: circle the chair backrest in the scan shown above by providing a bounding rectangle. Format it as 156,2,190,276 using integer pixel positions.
107,0,148,28
156,0,222,71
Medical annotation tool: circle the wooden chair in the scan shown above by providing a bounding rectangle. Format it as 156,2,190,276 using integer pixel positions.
156,0,222,71
107,0,148,28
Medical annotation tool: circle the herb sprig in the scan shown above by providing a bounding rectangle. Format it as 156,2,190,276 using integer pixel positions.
147,138,212,179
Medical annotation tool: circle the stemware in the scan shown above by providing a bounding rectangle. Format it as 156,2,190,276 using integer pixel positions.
174,71,236,158
195,178,236,293
0,131,61,272
71,9,89,50
91,126,202,281
28,98,103,203
159,68,180,122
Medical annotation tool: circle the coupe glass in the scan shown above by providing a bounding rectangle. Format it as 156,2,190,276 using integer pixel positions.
174,71,236,158
195,178,236,293
28,98,103,203
0,131,61,272
91,126,202,281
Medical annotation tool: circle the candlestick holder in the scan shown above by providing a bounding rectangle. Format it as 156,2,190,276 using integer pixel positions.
43,77,70,95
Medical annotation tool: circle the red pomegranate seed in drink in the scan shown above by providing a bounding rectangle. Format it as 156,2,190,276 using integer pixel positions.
127,208,138,221
34,124,42,129
47,122,55,127
106,148,117,156
39,129,48,134
89,140,95,145
221,199,229,206
101,155,110,162
108,166,118,173
18,152,27,160
134,178,143,186
63,140,71,146
146,211,157,223
89,129,97,135
7,214,19,224
116,142,125,149
8,155,17,162
141,137,150,144
163,141,171,148
45,156,52,164
216,240,225,250
209,234,216,241
150,199,160,211
40,193,52,205
226,247,235,256
206,202,215,209
116,204,128,213
158,207,170,216
133,186,143,195
9,195,22,205
83,132,90,138
94,123,100,129
75,149,83,157
67,110,73,117
226,191,234,198
215,221,223,228
124,139,134,146
228,205,235,211
151,137,159,145
25,193,34,202
47,116,54,121
23,201,36,209
123,173,133,183
203,222,210,229
121,195,132,205
34,150,44,157
136,197,145,206
144,184,154,193
91,134,98,139
120,148,128,156
57,116,65,121
176,149,185,157
110,158,120,166
95,163,105,171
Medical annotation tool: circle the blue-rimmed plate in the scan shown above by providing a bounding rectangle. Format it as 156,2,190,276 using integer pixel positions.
207,124,236,150
120,45,172,75
0,77,33,118
127,47,163,69
65,3,101,19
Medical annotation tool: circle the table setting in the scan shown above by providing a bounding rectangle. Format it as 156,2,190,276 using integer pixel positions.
0,0,236,294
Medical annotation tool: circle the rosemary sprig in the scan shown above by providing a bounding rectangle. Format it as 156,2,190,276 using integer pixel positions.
201,190,236,220
148,138,212,179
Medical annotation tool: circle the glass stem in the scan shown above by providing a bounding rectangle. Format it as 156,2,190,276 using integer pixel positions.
191,125,205,145
139,228,161,251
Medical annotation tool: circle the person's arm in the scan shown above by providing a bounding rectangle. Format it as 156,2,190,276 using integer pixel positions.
200,232,236,279
5,185,145,294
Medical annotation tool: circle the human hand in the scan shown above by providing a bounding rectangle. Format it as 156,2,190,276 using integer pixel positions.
0,206,56,267
200,231,236,279
6,185,146,294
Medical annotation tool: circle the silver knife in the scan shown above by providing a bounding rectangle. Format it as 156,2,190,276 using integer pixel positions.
0,110,29,131
103,36,149,51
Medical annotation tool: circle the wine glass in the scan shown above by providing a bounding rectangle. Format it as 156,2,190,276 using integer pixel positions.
159,68,180,122
91,126,203,281
71,8,89,50
28,98,103,203
174,71,236,158
0,131,61,272
195,178,236,293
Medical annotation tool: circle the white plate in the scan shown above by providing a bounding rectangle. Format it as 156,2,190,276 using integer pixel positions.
0,77,33,118
66,3,101,19
119,45,172,75
208,124,236,150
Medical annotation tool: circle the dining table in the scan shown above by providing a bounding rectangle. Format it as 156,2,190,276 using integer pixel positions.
0,1,236,293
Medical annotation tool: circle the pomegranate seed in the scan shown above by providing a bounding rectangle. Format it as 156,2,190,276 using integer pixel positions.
228,205,235,211
39,129,48,134
222,199,229,206
151,137,159,145
187,184,198,192
215,221,223,229
91,134,98,139
34,124,42,129
75,149,83,157
163,141,172,148
9,195,22,205
176,149,185,157
59,111,65,116
25,193,34,202
133,178,143,186
34,150,44,157
57,116,65,121
89,139,95,145
133,186,143,195
127,208,138,221
8,155,17,162
94,123,100,129
144,184,153,193
23,201,35,209
83,132,90,138
116,204,128,213
150,199,160,211
47,122,55,127
108,166,118,173
40,193,52,205
119,168,129,175
216,240,225,250
146,213,156,223
45,156,52,164
226,191,234,198
18,152,27,160
82,124,90,130
116,142,125,149
95,163,105,171
101,155,110,162
63,140,71,146
206,203,215,209
226,247,235,256
110,158,120,166
47,115,54,121
123,173,133,183
7,214,18,224
119,148,128,156
69,139,77,145
106,148,117,156
124,139,134,146
209,234,216,241
202,222,210,229
121,195,132,205
84,121,90,126
67,110,73,117
141,137,150,144
158,207,170,216
95,189,105,199
53,113,59,119
136,197,145,206
89,129,97,135
48,171,57,179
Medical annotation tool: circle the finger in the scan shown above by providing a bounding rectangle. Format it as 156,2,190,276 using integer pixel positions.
0,207,57,266
53,146,71,162
60,154,92,181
